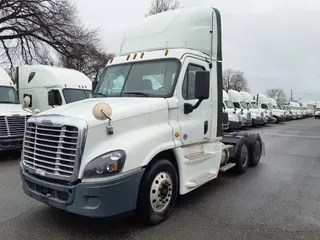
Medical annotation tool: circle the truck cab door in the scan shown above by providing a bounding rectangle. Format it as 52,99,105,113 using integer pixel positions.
177,58,211,145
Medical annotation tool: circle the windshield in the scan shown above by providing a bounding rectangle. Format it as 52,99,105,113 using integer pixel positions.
224,100,234,108
245,102,252,109
317,108,320,111
240,101,247,108
251,102,258,108
0,86,19,104
233,102,241,109
94,60,179,98
62,89,92,104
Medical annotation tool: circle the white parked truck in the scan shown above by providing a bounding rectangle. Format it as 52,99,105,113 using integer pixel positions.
254,94,273,123
222,90,241,130
0,67,32,151
315,103,320,119
240,91,265,126
268,98,286,123
228,90,252,127
20,7,265,225
16,65,92,113
289,101,302,119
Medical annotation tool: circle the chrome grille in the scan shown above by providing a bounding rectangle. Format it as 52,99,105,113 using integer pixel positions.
0,116,8,137
222,112,229,124
0,115,30,137
23,122,79,178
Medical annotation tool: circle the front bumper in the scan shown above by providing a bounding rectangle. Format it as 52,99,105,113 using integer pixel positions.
278,116,286,122
253,118,264,126
229,121,241,130
20,162,145,218
242,120,252,127
0,137,24,151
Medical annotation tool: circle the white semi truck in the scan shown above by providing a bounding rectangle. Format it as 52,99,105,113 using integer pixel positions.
228,90,252,127
0,68,32,151
240,91,265,126
268,98,286,123
254,94,273,123
222,90,242,130
289,101,302,119
20,7,265,225
15,65,92,113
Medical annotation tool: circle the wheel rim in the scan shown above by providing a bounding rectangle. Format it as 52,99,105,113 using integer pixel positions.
254,140,261,160
241,145,248,166
150,172,173,212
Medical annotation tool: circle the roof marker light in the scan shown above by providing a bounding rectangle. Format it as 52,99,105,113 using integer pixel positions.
165,49,169,56
133,53,137,59
109,58,114,64
140,52,144,58
126,54,130,60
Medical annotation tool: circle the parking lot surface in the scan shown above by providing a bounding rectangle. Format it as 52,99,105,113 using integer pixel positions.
1,118,320,240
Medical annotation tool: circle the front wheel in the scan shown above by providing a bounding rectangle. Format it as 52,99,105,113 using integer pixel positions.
136,159,178,225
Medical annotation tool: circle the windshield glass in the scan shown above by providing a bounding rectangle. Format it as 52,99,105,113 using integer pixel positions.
224,100,234,108
251,102,258,108
240,101,247,108
233,102,241,109
0,86,19,104
94,60,179,97
245,102,252,109
62,89,92,104
317,108,320,111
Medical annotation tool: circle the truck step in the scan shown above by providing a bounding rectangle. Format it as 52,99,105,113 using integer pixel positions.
184,152,212,161
222,144,234,151
219,163,236,172
185,171,217,188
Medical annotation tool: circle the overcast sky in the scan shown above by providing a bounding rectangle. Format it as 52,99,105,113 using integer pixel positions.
74,0,320,103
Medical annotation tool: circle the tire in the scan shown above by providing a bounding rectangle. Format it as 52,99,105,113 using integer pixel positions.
136,159,178,225
247,133,262,167
233,136,249,174
272,116,279,123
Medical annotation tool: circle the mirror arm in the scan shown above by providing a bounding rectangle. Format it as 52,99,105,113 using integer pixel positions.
184,99,203,114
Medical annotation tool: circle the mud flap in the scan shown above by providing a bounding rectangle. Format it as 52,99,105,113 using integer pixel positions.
261,141,266,156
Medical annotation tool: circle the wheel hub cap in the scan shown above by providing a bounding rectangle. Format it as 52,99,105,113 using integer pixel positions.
150,172,173,212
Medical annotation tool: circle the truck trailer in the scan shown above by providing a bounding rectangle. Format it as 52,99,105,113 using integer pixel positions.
20,7,265,225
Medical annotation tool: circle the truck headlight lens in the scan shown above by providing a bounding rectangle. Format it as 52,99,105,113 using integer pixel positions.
83,150,126,178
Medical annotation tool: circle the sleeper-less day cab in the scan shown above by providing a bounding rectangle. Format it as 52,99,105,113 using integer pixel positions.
20,7,265,225
0,68,33,151
16,65,92,113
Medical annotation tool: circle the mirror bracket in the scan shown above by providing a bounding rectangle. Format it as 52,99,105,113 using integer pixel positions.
184,100,204,114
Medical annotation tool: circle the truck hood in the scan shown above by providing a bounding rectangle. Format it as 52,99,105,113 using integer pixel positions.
37,97,169,127
0,103,32,116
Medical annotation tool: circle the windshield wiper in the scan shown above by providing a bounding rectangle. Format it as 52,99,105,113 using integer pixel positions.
121,92,149,97
93,92,108,98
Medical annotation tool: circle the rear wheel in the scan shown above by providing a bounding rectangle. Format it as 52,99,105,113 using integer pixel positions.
233,137,249,174
247,133,262,167
136,159,178,225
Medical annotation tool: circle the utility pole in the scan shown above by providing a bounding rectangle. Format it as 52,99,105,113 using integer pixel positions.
290,89,293,101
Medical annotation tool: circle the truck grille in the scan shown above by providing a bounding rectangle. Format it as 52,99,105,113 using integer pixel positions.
23,123,79,178
0,115,30,137
222,112,229,124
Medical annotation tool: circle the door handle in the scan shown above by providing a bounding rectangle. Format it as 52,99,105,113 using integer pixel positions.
204,120,208,135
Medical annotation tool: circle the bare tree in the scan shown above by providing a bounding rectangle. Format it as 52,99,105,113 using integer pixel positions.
223,68,250,92
145,0,180,17
266,88,288,106
0,0,99,70
60,42,115,81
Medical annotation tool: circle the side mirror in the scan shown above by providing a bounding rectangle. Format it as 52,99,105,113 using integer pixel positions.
22,96,31,108
184,71,210,114
48,91,55,106
194,71,210,100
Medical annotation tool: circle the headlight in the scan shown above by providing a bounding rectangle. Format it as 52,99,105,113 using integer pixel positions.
83,150,126,178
